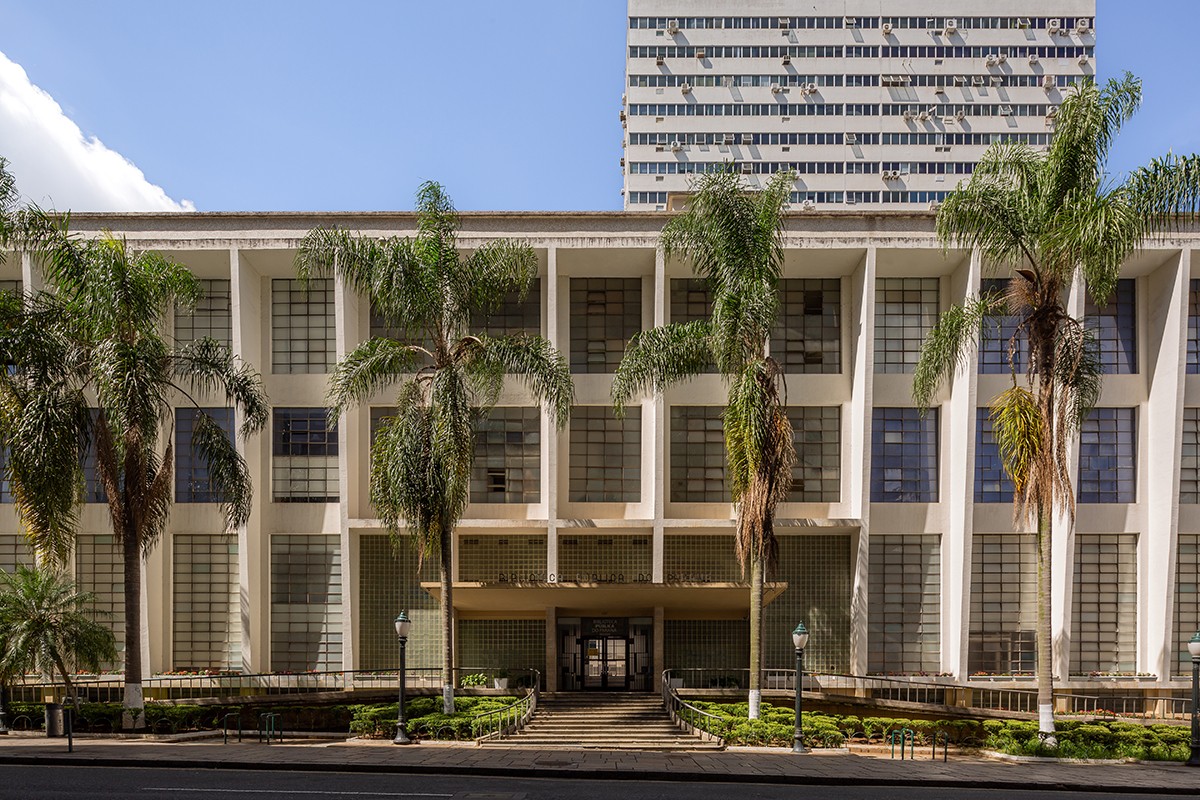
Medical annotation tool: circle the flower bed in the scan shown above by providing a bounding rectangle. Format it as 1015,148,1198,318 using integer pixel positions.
983,719,1193,761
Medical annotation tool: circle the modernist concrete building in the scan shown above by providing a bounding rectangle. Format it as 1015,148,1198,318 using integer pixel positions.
2,211,1199,703
624,0,1097,210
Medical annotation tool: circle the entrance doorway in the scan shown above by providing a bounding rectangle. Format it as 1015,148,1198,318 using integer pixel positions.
557,616,652,691
583,636,628,690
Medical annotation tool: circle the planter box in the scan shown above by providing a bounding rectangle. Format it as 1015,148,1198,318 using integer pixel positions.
493,678,509,690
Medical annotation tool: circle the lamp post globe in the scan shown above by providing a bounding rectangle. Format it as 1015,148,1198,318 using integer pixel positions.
792,622,810,754
1188,631,1200,767
394,612,413,745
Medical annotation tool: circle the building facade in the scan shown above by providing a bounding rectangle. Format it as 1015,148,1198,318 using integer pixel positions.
3,211,1198,699
624,0,1096,210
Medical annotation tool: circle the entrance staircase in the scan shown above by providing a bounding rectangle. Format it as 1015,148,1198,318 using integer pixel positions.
484,693,721,751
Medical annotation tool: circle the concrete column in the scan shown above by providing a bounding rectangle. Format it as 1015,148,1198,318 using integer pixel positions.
1143,250,1189,677
653,605,665,692
334,267,359,671
544,248,560,581
231,248,268,673
1053,275,1086,681
943,251,982,678
545,606,558,693
848,247,876,676
652,248,666,583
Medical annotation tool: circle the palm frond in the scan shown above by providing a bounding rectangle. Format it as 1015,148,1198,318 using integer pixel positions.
611,320,714,416
464,333,573,428
172,337,270,437
187,409,254,530
324,336,421,416
912,294,998,410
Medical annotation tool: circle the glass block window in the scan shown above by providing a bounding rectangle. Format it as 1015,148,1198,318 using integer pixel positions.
669,278,716,374
273,408,339,503
765,535,853,673
471,284,542,336
1181,409,1200,504
175,279,232,348
868,535,941,675
664,619,749,671
569,278,642,373
975,408,1015,503
1078,408,1136,504
471,408,541,504
789,406,840,502
0,534,33,574
272,278,334,374
978,277,1027,375
270,535,342,672
1175,534,1200,676
663,534,742,583
1071,533,1137,675
969,534,1037,675
76,534,124,666
874,277,938,373
357,534,440,671
772,278,841,373
458,619,546,675
458,535,548,583
557,535,652,583
175,408,235,503
871,408,938,503
1188,280,1200,374
670,406,726,502
568,406,641,502
1086,279,1137,375
172,535,240,670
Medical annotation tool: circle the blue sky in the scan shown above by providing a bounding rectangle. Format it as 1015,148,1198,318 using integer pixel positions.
0,0,1196,212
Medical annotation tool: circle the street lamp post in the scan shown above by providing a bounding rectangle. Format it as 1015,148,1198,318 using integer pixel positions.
1188,631,1200,768
792,622,810,754
394,612,412,745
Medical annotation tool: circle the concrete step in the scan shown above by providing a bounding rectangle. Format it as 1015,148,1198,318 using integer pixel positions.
497,693,713,751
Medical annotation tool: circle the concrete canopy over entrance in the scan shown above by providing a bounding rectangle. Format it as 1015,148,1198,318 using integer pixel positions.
421,581,788,618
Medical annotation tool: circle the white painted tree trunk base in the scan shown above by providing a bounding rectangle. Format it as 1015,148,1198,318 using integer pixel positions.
123,683,145,730
1038,703,1057,746
748,689,761,720
442,685,455,715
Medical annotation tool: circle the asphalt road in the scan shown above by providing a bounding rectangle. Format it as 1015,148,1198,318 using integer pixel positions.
0,766,1189,800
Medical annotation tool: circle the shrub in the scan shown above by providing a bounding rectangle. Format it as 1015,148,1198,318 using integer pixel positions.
459,673,488,687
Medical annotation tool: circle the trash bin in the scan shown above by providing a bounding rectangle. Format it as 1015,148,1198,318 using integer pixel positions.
45,703,63,737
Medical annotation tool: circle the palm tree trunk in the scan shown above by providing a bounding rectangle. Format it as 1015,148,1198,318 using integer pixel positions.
121,525,144,730
52,654,77,712
439,524,455,715
1036,504,1057,743
748,551,764,720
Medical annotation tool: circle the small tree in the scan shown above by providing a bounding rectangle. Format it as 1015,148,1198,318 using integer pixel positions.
295,181,573,713
0,565,117,709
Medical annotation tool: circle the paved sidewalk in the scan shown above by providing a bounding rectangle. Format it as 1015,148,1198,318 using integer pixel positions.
0,735,1198,794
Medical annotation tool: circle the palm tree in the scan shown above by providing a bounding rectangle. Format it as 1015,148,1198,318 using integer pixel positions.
0,565,118,709
0,156,17,245
4,219,270,728
294,181,573,714
912,73,1200,743
612,169,796,719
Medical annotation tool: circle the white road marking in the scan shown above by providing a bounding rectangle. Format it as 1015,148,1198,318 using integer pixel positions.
143,789,452,798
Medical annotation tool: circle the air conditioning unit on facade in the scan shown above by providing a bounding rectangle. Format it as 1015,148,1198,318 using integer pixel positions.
806,82,819,94
670,140,683,151
985,54,999,67
944,19,958,35
844,16,858,27
954,75,967,86
1048,19,1062,33
1018,18,1032,29
955,110,966,121
723,134,735,144
1029,53,1040,64
740,163,754,174
779,17,791,29
742,134,753,144
1076,18,1092,34
772,84,785,94
935,86,946,94
782,55,792,66
903,109,916,121
918,110,931,121
681,83,692,94
846,133,858,144
667,19,679,34
1044,75,1056,90
1078,55,1090,66
997,53,1008,64
695,49,706,59
656,55,665,66
800,199,817,211
929,200,942,211
882,22,894,35
999,105,1013,116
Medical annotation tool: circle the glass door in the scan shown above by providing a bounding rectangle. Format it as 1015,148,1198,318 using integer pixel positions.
582,637,630,690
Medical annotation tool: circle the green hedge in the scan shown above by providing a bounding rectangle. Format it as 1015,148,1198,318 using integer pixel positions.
982,719,1193,761
6,697,521,741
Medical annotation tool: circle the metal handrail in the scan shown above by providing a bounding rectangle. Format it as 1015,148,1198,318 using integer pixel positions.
661,669,728,746
471,669,540,742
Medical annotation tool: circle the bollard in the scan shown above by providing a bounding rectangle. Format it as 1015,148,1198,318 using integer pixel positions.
223,712,242,744
65,707,73,753
932,731,949,762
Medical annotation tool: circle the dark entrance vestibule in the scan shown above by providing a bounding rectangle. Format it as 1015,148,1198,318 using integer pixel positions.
558,617,652,691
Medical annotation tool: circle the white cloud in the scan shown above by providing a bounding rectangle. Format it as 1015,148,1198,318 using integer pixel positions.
0,51,194,212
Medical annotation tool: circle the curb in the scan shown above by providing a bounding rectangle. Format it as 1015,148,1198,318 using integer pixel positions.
0,754,1197,794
